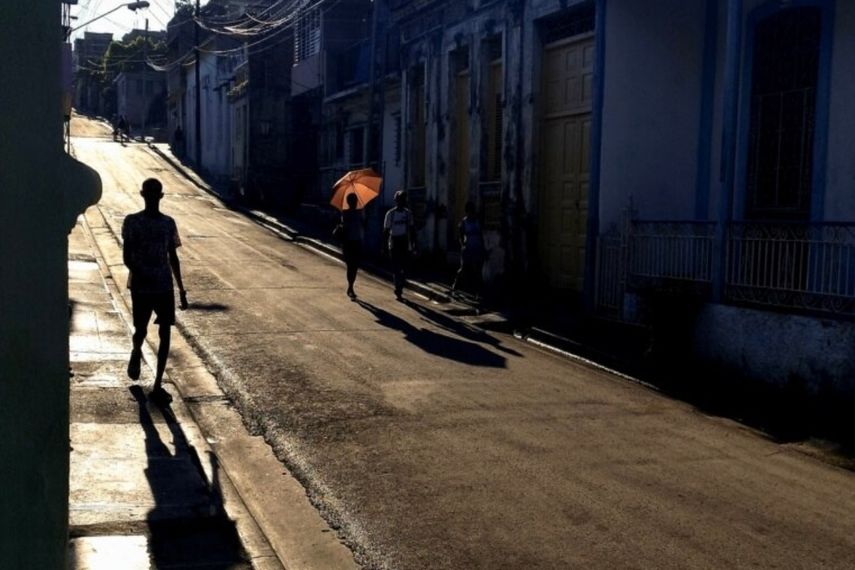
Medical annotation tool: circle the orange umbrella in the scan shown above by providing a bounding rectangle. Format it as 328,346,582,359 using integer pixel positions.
330,168,382,211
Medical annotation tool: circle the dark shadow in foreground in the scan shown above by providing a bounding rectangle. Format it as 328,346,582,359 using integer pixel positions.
188,302,230,312
129,385,250,568
356,300,506,368
401,298,524,358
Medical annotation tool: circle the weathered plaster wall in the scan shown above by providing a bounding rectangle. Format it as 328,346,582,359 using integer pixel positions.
598,0,707,228
822,0,855,220
694,303,855,395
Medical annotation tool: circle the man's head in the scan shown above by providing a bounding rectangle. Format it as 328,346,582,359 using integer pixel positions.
141,178,163,208
465,201,476,217
394,190,407,207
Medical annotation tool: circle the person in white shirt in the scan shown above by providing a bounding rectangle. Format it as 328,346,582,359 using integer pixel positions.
383,190,417,300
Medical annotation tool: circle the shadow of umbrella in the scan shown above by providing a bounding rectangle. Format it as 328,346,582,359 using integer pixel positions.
356,300,507,368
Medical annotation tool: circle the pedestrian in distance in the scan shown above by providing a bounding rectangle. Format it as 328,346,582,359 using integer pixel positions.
117,115,129,144
383,190,417,301
122,178,189,404
111,114,119,142
172,125,185,157
341,192,365,300
451,201,486,300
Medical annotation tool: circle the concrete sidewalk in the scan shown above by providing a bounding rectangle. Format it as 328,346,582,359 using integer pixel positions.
67,218,282,569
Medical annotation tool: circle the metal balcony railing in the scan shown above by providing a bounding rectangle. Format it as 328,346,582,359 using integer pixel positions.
627,220,717,292
725,221,855,315
595,216,855,320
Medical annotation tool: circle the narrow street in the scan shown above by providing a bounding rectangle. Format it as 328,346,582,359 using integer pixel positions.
72,116,855,569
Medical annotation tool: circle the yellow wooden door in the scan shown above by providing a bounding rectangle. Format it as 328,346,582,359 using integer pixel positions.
539,35,594,291
453,71,470,232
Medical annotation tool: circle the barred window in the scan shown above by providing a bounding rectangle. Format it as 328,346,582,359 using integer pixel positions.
295,7,320,63
746,7,821,220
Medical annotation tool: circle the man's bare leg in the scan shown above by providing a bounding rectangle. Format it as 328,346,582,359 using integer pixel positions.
151,325,172,403
127,327,146,380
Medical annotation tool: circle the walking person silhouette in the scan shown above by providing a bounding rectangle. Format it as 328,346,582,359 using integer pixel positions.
123,178,188,404
451,201,486,300
341,192,364,299
383,190,417,300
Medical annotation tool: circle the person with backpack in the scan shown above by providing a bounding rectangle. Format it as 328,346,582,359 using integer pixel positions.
383,190,417,300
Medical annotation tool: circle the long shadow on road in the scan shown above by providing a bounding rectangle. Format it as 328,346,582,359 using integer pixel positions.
129,385,249,568
401,298,523,358
356,299,507,368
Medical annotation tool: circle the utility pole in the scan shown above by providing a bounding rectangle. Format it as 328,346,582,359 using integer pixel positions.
195,0,201,167
142,17,148,142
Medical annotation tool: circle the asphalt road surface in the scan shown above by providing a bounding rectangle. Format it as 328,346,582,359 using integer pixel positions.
72,117,855,569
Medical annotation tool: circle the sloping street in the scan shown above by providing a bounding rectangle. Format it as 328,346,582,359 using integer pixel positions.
73,116,855,569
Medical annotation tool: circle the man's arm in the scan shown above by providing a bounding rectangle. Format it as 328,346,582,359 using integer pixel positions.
169,248,188,310
382,211,391,253
121,220,136,272
408,212,418,253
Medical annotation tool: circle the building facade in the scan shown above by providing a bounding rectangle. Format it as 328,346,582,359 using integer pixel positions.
589,0,855,395
72,31,113,115
114,69,167,134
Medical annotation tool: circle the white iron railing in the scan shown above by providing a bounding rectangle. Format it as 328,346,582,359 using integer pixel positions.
627,220,717,292
725,222,855,315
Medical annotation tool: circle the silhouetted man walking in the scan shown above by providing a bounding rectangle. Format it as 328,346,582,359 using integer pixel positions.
123,178,188,404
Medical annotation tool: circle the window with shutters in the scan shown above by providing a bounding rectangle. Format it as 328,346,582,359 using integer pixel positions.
409,66,426,187
295,7,321,63
483,36,503,182
393,113,402,165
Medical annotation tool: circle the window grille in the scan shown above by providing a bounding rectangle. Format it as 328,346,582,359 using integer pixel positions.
746,7,821,220
393,113,402,165
295,7,320,63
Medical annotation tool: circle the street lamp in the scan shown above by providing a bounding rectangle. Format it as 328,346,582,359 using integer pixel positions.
67,1,150,37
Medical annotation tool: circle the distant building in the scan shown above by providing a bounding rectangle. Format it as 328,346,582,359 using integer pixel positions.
183,35,243,182
121,29,167,45
114,70,166,134
72,31,113,115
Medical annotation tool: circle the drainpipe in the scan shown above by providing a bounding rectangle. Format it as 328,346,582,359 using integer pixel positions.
713,0,743,301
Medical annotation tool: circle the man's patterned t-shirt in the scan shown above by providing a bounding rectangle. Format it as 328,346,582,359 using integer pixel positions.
122,211,182,293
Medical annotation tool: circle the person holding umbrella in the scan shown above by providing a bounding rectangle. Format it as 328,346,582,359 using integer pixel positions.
330,168,382,299
341,192,364,299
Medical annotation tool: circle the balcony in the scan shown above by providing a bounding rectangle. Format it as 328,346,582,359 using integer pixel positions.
596,220,855,320
627,220,716,294
725,221,855,316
